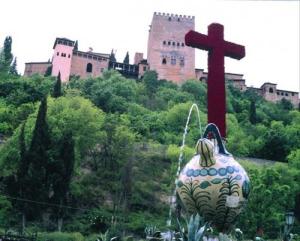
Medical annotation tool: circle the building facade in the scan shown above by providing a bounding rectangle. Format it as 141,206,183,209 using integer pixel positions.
147,12,195,84
23,13,299,107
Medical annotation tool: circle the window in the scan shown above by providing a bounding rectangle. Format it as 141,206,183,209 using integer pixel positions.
180,57,184,66
171,56,176,65
292,93,294,96
285,93,288,96
181,43,185,47
86,63,93,73
177,18,180,22
68,54,71,58
177,42,180,46
172,42,175,46
168,17,171,21
143,66,147,71
281,92,284,96
269,87,273,93
163,41,166,45
57,52,59,56
101,68,104,73
277,92,280,95
162,58,167,64
168,41,171,45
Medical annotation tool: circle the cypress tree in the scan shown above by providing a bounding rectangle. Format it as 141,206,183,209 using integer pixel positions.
74,40,78,51
26,97,51,207
17,123,29,232
109,49,116,62
249,100,257,124
9,57,18,75
123,51,129,64
53,72,62,98
3,36,13,65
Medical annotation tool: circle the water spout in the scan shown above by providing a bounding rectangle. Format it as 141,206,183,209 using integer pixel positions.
167,103,203,226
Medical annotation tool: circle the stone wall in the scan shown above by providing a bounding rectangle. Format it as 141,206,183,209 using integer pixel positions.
24,62,51,77
70,52,109,79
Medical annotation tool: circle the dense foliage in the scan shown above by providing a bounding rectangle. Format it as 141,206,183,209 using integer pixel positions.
0,38,299,239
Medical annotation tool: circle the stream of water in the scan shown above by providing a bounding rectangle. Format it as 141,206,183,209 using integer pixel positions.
167,103,203,227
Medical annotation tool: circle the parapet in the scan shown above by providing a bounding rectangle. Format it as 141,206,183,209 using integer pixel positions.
153,12,195,21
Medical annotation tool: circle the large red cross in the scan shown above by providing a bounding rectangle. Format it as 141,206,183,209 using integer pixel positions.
185,23,245,138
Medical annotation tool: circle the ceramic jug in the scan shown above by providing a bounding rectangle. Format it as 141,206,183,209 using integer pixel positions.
176,123,251,233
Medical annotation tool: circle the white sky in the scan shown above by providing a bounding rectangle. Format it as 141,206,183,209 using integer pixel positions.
0,0,299,92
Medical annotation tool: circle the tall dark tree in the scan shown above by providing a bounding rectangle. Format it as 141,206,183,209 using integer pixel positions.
9,57,18,75
249,100,257,124
17,123,28,232
50,131,75,231
26,97,51,211
74,40,78,51
3,36,13,65
109,49,116,62
0,36,13,73
123,51,129,64
53,72,62,98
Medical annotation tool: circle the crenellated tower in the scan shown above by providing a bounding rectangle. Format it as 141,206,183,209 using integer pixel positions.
147,12,195,83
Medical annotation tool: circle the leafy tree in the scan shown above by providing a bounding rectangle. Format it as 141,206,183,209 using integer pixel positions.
53,72,62,98
50,131,75,231
278,98,294,111
143,70,159,99
257,121,289,161
123,51,129,64
44,65,52,77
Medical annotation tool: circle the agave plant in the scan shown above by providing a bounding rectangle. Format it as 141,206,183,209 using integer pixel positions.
234,228,243,241
145,225,162,240
177,214,210,241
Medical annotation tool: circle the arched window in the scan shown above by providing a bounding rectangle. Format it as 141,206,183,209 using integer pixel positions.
269,87,273,93
86,63,93,73
163,41,166,45
162,58,167,64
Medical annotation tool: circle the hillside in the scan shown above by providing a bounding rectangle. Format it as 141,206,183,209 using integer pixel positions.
0,65,300,239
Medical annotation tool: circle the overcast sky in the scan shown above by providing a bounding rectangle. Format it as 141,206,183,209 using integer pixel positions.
0,0,299,92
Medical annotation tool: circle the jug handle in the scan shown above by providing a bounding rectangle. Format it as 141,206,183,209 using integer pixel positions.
203,123,231,156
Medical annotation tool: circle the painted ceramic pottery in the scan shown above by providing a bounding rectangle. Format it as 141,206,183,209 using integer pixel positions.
176,124,250,233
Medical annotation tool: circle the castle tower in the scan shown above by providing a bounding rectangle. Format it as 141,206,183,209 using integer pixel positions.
147,12,195,83
51,38,75,82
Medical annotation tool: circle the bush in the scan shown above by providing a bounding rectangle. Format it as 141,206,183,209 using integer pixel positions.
37,232,84,241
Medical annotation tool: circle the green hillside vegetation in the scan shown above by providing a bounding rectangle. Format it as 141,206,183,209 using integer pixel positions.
0,37,299,240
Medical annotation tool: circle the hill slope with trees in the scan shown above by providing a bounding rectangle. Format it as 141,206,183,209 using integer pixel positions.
0,37,299,240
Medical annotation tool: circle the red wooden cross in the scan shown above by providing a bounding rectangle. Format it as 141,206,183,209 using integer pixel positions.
185,23,245,138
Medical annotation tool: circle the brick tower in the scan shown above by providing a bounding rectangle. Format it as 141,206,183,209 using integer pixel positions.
51,38,75,82
147,12,195,84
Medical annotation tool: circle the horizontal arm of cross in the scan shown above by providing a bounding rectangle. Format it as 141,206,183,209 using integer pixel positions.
223,41,245,60
185,30,214,51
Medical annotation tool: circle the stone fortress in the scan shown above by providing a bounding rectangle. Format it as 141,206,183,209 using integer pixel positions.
24,12,299,107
